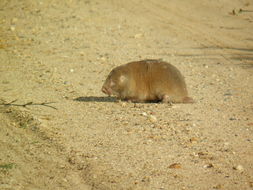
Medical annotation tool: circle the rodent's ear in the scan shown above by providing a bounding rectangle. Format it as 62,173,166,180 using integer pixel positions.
119,75,127,83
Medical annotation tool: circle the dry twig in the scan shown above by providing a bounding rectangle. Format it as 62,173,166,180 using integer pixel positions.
0,99,57,110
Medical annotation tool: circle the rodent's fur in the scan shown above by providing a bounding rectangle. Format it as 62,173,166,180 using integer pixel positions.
101,59,193,103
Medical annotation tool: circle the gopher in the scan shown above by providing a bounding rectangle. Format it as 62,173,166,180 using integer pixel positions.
101,59,193,103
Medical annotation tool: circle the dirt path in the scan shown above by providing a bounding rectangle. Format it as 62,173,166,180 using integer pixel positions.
0,0,253,189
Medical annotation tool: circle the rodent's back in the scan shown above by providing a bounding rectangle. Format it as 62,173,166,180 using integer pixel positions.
148,61,188,98
122,61,151,100
121,60,188,101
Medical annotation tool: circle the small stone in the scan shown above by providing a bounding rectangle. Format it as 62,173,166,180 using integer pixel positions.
233,165,244,172
213,184,222,189
70,69,74,72
149,115,157,123
203,163,214,168
141,112,147,116
134,33,143,39
197,152,213,160
100,57,106,62
120,102,127,107
224,92,232,96
191,152,198,157
189,137,198,143
10,26,15,31
169,163,182,169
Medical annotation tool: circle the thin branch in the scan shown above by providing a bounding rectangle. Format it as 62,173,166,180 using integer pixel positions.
0,100,57,110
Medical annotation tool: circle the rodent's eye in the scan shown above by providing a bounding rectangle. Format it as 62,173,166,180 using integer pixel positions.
119,75,127,83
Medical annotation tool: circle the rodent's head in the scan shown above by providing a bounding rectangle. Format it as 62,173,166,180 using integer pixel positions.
101,68,128,97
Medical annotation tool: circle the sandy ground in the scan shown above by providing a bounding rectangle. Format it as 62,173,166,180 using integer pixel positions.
0,0,253,189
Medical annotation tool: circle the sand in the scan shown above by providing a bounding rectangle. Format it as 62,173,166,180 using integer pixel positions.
0,0,252,189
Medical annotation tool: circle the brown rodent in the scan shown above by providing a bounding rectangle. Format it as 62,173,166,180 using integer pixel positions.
101,59,193,103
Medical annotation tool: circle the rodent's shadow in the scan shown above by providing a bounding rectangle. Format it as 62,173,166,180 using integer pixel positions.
74,96,161,103
74,96,116,102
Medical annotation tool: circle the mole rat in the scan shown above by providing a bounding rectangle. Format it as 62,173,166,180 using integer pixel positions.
101,59,193,103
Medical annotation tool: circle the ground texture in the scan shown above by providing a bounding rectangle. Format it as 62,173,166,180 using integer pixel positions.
0,0,253,189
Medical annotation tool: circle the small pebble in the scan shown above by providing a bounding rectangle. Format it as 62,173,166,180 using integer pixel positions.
233,165,244,171
213,184,222,189
141,112,147,117
100,57,106,62
224,92,232,96
169,163,182,169
134,33,143,39
189,137,198,143
203,163,214,168
120,102,127,107
10,26,15,31
149,115,157,123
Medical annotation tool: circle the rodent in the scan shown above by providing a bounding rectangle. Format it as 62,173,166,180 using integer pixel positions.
101,59,193,103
